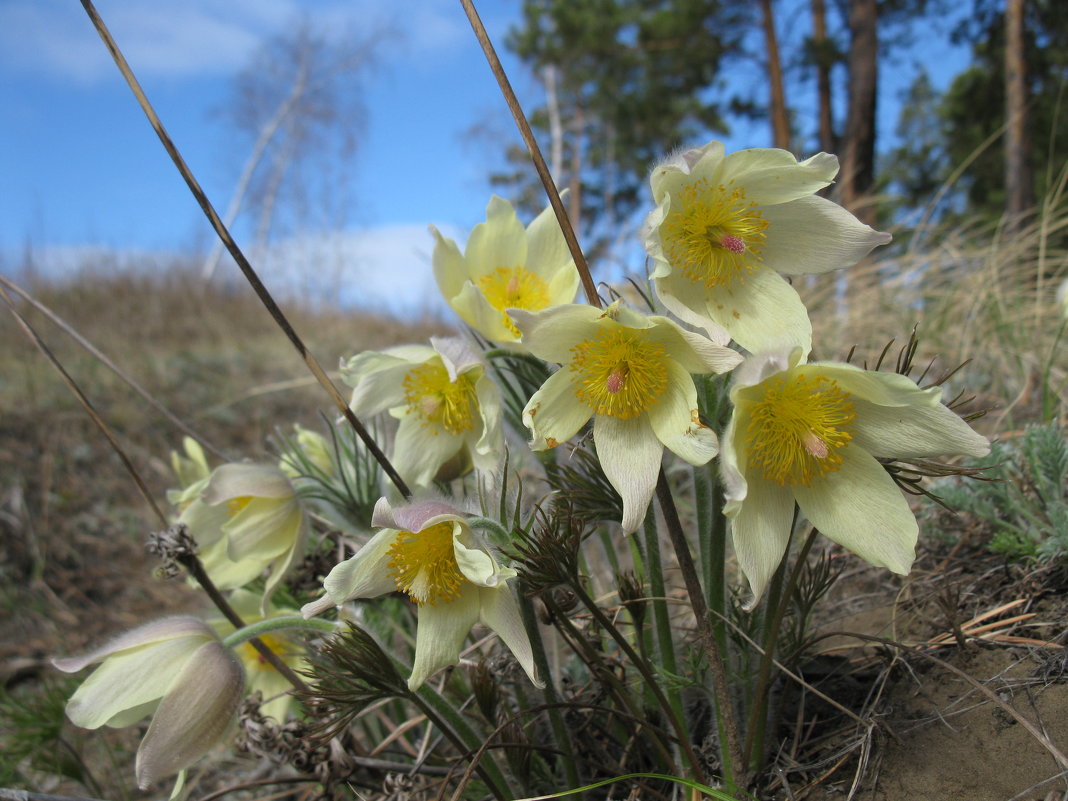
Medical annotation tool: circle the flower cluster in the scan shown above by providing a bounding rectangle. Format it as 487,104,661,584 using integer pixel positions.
55,141,992,789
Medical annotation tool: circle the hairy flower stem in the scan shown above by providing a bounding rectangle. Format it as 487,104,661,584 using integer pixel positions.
743,525,817,771
519,592,583,798
694,466,729,658
221,615,337,648
655,471,744,788
569,580,706,783
642,514,686,731
411,684,511,801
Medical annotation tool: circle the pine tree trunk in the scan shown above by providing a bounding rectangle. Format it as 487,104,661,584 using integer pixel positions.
1004,0,1033,229
761,0,791,150
841,0,878,226
811,0,835,153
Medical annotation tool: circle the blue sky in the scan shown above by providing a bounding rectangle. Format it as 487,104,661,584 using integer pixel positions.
0,0,971,312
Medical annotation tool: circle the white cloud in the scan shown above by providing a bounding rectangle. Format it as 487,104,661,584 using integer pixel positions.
18,222,466,318
258,223,463,316
0,0,491,85
0,0,286,83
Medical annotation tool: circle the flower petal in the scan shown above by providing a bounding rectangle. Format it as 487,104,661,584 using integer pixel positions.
345,358,419,417
645,315,741,370
392,413,469,487
793,444,917,575
432,336,482,381
726,474,795,606
851,397,991,460
478,584,542,686
522,366,593,450
659,266,813,356
525,194,572,278
374,498,462,531
760,195,892,275
224,498,301,562
648,361,719,465
53,617,213,674
260,521,307,612
509,305,603,364
408,585,480,690
312,528,400,607
595,415,663,533
202,464,294,503
454,529,503,587
464,196,527,277
61,634,206,729
719,412,748,505
176,496,229,547
198,538,268,590
717,149,838,206
135,641,245,789
450,280,519,342
430,224,469,301
546,260,581,306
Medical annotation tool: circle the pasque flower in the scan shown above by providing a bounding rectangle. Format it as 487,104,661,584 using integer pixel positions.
510,302,742,532
178,463,307,608
721,348,990,604
53,617,245,789
431,195,579,344
212,590,305,722
643,141,892,355
302,498,539,690
341,336,503,488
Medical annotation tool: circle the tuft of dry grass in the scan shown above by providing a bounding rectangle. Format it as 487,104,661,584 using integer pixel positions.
801,180,1068,431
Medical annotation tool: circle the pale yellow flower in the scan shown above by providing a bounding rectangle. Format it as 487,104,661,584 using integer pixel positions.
178,463,307,609
510,302,742,532
431,195,579,344
341,336,503,488
53,617,244,789
721,348,990,604
643,141,891,355
303,498,539,690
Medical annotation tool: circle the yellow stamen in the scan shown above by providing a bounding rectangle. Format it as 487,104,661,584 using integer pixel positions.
570,327,669,419
403,362,478,435
478,266,552,335
745,372,856,486
387,522,466,605
227,496,253,516
238,632,290,671
660,179,768,287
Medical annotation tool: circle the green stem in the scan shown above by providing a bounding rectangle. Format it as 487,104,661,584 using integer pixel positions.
694,465,728,657
519,592,583,798
655,470,744,789
221,615,337,648
742,524,817,772
1041,317,1068,421
642,512,685,732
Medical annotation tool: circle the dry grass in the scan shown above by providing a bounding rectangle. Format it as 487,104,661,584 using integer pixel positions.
801,182,1068,431
0,262,441,660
